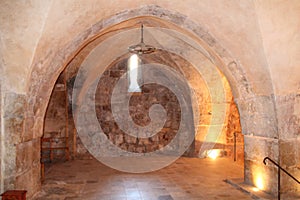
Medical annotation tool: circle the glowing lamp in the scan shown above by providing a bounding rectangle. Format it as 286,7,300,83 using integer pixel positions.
207,149,219,160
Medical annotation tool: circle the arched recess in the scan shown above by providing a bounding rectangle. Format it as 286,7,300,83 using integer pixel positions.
25,5,278,196
62,47,218,158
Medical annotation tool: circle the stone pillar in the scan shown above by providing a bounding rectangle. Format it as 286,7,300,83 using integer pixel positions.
0,91,41,198
1,92,25,191
237,95,279,195
276,93,300,197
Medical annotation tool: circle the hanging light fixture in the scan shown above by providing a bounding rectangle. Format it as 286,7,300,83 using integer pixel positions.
127,24,156,93
128,24,156,55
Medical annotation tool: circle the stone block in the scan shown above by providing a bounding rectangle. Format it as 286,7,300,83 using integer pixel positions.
276,94,300,139
279,140,297,168
3,176,15,191
280,166,300,194
2,92,26,145
244,135,278,162
236,95,278,137
3,92,26,118
3,144,17,180
236,95,276,118
4,117,24,144
240,114,277,138
275,138,300,193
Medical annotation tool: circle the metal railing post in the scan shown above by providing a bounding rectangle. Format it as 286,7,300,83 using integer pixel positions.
263,157,300,200
233,132,236,162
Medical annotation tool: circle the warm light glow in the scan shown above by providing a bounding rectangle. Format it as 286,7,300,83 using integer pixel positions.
252,166,265,191
207,149,219,160
252,187,260,192
128,54,141,92
255,176,264,190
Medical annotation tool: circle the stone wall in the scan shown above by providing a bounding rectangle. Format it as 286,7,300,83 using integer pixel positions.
0,92,41,198
276,93,300,196
95,59,181,154
47,50,241,161
240,95,279,194
64,51,195,158
2,93,25,191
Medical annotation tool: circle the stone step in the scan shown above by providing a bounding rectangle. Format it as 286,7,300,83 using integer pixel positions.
224,178,276,200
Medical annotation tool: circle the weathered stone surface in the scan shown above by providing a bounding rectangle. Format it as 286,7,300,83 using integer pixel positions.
0,92,42,196
280,163,300,195
1,92,26,192
279,138,300,195
280,140,297,168
274,93,300,195
276,94,300,139
3,92,26,144
237,95,277,138
244,135,280,195
94,56,182,153
244,135,278,163
63,47,234,158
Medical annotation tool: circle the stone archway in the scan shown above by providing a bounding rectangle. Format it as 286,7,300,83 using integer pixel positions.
44,23,244,164
24,5,278,197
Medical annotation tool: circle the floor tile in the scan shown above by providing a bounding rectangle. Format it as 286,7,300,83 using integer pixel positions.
33,157,253,200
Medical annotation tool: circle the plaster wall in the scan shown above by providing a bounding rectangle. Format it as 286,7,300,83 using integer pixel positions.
0,0,274,95
0,0,52,93
254,0,300,95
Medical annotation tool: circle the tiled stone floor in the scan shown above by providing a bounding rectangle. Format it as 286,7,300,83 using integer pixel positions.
33,157,254,200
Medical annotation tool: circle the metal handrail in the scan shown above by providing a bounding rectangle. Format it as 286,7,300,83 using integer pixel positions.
263,157,300,200
263,157,300,184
